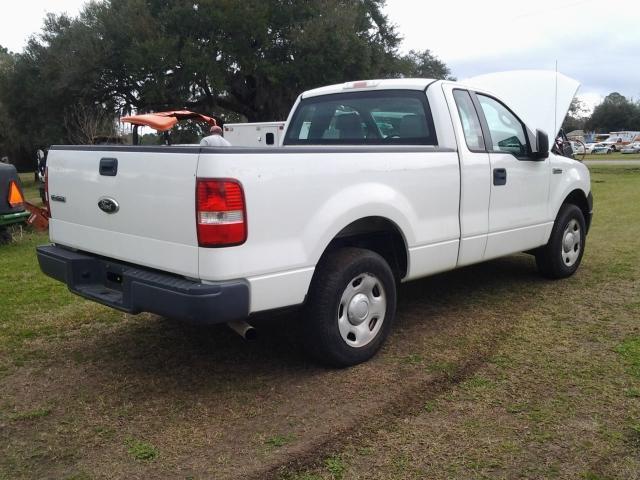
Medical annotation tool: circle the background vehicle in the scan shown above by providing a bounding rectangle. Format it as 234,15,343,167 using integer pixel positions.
584,143,599,154
37,71,592,367
223,121,285,147
598,131,640,151
571,141,585,154
621,141,640,154
592,143,616,154
0,163,29,243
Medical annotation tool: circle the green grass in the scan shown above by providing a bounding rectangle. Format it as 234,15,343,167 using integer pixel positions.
8,407,52,421
324,455,346,480
583,152,640,161
0,232,96,353
265,434,295,448
615,338,640,378
125,438,159,461
17,172,43,204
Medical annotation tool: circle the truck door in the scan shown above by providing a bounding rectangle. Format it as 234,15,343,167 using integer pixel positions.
473,93,551,259
443,86,491,266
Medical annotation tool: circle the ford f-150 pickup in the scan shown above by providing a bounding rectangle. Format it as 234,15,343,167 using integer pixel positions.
37,70,592,366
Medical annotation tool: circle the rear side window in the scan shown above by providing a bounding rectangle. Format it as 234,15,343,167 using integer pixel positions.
284,90,437,145
477,94,528,157
453,90,485,151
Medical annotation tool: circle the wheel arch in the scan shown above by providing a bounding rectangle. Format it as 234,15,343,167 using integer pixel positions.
317,216,410,281
561,188,592,233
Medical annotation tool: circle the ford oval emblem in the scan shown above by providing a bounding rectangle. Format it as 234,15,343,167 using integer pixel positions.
98,197,119,214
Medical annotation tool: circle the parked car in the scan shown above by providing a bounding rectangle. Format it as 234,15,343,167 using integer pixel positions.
584,143,599,154
0,163,29,243
37,70,592,367
592,143,616,154
620,142,640,154
571,141,585,154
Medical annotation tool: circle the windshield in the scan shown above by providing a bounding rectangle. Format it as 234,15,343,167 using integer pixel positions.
284,90,437,145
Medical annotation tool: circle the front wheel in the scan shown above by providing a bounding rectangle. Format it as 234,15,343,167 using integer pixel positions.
301,247,397,367
535,204,586,279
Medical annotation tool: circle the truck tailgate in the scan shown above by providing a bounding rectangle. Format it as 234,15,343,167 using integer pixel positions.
47,147,200,278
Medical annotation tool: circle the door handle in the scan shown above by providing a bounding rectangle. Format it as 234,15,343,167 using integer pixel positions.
493,168,507,186
99,157,118,176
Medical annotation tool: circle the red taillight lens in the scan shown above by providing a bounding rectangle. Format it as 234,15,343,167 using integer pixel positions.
196,179,247,247
8,180,25,208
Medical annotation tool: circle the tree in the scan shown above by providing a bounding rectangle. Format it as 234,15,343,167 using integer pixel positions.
398,49,454,80
562,97,588,133
0,46,27,167
0,0,453,159
585,92,640,132
63,104,116,144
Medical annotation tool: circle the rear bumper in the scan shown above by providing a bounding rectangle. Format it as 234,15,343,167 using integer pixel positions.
36,244,250,324
0,210,29,227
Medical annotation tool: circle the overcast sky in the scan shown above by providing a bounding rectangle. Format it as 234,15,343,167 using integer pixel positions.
1,0,638,112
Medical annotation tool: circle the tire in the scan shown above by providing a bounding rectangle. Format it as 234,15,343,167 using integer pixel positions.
0,227,11,245
301,247,397,367
535,204,586,279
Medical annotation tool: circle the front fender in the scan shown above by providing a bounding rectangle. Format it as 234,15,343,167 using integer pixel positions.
548,154,591,223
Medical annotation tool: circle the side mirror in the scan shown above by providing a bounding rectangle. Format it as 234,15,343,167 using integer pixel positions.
531,129,549,160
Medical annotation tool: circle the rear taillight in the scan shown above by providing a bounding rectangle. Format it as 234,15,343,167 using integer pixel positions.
196,179,247,247
8,180,25,208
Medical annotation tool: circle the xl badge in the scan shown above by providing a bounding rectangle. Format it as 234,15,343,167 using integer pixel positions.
98,197,119,214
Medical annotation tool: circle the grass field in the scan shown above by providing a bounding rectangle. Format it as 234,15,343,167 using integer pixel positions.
583,152,640,161
1,165,639,479
17,172,43,204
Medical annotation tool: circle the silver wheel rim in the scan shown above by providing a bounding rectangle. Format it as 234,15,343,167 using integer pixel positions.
337,273,386,348
561,218,581,267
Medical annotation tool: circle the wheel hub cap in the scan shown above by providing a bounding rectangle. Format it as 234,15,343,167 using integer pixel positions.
561,218,581,267
337,273,387,348
348,293,370,325
563,232,575,252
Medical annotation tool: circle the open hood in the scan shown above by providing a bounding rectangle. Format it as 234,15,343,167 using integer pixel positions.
464,70,580,139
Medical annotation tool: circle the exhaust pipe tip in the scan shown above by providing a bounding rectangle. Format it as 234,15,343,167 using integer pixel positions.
227,319,257,341
244,326,258,341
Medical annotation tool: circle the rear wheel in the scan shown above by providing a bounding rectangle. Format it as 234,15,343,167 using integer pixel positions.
302,247,397,367
535,204,586,279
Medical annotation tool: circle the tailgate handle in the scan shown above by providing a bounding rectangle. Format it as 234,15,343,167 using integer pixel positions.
99,158,118,177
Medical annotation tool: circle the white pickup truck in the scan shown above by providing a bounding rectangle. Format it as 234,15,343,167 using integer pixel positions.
37,70,592,367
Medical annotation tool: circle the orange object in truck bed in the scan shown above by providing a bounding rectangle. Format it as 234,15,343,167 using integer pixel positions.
121,110,217,132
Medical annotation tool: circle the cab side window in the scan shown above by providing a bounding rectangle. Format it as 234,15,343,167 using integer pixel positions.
453,90,485,151
477,95,528,157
